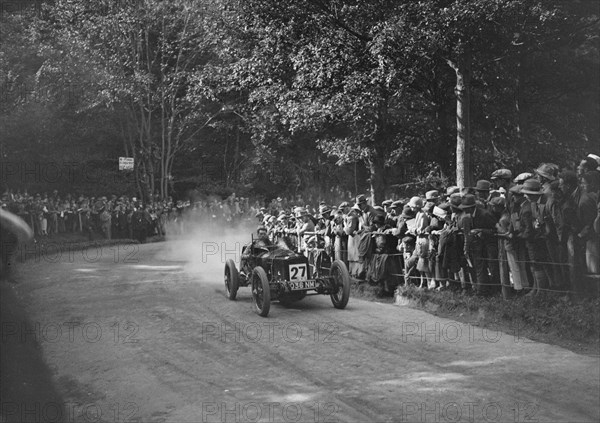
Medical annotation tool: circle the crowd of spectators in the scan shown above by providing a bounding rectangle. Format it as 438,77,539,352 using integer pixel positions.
2,154,599,298
255,154,600,298
0,191,265,243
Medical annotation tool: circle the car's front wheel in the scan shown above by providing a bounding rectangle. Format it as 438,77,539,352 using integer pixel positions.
224,259,239,300
251,266,271,317
330,260,350,309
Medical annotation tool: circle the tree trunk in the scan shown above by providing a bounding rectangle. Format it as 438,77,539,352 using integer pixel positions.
234,125,240,184
448,53,472,188
436,104,453,177
515,53,529,166
367,154,386,205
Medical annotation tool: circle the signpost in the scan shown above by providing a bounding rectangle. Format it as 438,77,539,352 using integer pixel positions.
119,157,134,171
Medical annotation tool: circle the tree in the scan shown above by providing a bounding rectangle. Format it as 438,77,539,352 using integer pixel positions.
231,0,441,203
36,0,227,200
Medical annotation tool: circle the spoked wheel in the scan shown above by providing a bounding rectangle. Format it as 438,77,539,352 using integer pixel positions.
330,260,350,309
251,266,271,317
224,259,239,300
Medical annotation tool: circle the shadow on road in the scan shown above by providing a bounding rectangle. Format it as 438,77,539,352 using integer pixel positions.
1,279,66,423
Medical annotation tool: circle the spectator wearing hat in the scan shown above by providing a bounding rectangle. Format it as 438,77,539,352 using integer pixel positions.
445,186,460,202
474,180,492,207
517,179,552,296
100,203,112,240
460,187,476,197
46,198,58,235
491,196,511,297
132,203,152,243
536,163,559,182
423,201,444,289
296,208,315,255
425,191,440,206
535,164,559,205
332,208,348,265
490,196,523,298
491,169,513,186
543,180,571,289
587,153,600,165
114,203,128,239
594,192,600,244
435,203,461,290
491,168,514,205
577,156,599,180
381,199,393,214
461,194,498,295
561,170,593,293
452,194,476,292
514,172,533,185
389,205,416,239
345,205,362,277
372,206,386,228
408,196,432,287
317,205,335,257
579,171,599,275
386,200,403,228
507,183,532,291
398,235,419,286
355,194,376,232
38,197,49,237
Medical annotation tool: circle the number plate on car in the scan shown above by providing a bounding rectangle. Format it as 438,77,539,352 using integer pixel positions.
289,280,317,290
288,263,308,281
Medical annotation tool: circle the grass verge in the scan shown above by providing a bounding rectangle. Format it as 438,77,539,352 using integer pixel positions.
351,280,600,356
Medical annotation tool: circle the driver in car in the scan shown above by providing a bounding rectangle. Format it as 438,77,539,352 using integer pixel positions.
255,225,272,247
241,226,273,259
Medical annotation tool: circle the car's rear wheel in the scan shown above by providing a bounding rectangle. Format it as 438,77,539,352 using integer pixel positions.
251,266,271,317
224,259,239,300
330,260,350,309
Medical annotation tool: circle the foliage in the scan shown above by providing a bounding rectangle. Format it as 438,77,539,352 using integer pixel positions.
0,0,597,202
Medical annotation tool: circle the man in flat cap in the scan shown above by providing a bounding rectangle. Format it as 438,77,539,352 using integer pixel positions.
491,168,514,203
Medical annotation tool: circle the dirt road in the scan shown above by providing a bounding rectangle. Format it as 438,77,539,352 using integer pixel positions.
2,237,599,423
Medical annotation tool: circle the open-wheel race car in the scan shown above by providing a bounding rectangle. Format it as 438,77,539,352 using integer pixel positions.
224,234,350,317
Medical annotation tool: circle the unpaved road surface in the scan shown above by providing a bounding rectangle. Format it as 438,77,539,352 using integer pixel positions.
2,238,599,423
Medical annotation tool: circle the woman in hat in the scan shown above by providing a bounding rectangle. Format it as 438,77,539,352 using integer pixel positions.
433,203,463,290
423,202,445,290
508,184,532,291
332,208,348,265
413,199,432,289
456,194,481,293
345,205,362,277
492,196,525,298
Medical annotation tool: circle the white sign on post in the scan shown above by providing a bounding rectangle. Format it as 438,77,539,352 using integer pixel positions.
119,157,134,170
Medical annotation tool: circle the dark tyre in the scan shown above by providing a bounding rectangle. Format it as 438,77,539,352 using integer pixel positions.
278,291,307,306
251,266,271,317
330,260,350,309
224,259,239,300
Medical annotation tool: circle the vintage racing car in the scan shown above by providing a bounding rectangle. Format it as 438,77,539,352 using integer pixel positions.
224,235,350,317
